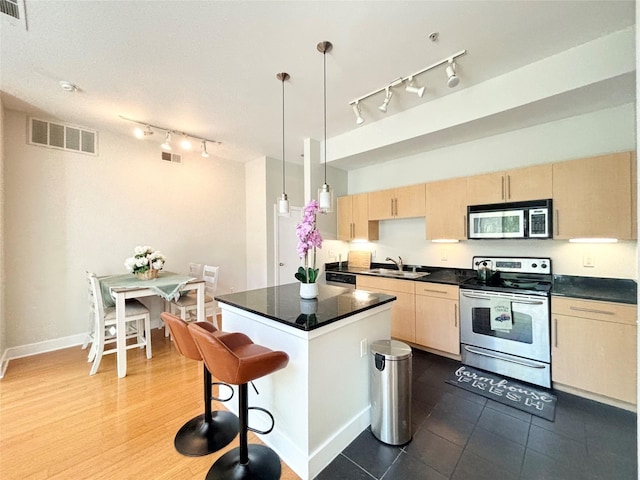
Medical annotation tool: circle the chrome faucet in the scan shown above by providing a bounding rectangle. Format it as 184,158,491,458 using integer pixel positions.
385,256,403,272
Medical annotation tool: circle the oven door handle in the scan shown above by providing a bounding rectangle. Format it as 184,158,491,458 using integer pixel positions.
460,292,544,305
463,345,547,369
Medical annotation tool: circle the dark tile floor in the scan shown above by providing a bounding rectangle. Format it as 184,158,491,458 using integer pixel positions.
316,349,637,480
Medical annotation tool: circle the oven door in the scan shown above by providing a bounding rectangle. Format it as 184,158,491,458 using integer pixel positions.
459,289,550,363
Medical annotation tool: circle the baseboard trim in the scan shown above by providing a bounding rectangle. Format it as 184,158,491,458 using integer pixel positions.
0,333,86,379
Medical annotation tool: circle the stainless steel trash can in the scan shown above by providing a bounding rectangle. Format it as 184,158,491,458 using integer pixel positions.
370,339,412,445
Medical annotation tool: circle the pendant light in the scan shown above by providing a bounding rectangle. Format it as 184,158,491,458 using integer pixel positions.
317,41,333,214
276,72,290,216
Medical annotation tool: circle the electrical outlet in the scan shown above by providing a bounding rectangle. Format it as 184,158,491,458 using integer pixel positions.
583,255,595,267
360,338,368,357
371,250,376,259
441,248,448,261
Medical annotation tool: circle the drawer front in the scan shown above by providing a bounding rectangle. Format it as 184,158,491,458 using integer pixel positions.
356,275,415,294
552,297,637,325
415,283,459,300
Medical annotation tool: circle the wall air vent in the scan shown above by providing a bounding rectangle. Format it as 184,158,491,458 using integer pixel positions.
1,0,27,29
29,117,98,155
161,151,182,164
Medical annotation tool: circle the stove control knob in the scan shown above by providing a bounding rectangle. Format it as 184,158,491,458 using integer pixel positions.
541,263,548,269
532,263,537,268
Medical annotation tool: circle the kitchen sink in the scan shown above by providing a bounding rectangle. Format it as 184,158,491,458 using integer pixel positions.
364,268,430,279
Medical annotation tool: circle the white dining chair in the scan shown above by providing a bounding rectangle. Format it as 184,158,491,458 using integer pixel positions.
168,264,219,327
87,272,152,375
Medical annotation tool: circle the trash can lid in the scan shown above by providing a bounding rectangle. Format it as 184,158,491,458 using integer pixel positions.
370,339,412,360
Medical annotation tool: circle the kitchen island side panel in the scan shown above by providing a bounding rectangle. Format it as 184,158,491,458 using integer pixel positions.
220,302,392,480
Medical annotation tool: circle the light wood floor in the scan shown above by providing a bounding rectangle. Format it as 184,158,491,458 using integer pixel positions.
0,328,301,480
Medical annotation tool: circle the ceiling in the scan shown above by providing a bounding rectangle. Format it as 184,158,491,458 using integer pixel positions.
0,1,635,170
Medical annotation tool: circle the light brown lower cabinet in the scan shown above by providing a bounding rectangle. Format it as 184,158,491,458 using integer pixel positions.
551,297,637,404
356,276,415,343
415,283,460,356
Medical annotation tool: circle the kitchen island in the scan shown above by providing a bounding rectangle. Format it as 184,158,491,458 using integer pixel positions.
215,283,396,480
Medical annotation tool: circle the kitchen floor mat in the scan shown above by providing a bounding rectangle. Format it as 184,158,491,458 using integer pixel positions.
446,365,556,421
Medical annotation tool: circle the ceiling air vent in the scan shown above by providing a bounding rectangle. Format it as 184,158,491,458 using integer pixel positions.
1,0,27,29
29,117,98,155
161,151,182,164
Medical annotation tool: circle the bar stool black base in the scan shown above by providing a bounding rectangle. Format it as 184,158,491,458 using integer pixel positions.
205,444,281,480
174,411,239,457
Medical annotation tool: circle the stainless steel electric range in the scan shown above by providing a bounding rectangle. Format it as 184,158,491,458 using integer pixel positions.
459,256,552,388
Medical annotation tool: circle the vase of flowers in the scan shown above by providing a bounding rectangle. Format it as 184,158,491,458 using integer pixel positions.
124,246,166,280
295,200,323,299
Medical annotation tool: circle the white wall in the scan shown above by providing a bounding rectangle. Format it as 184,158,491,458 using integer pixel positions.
3,108,247,348
0,97,6,374
346,105,637,279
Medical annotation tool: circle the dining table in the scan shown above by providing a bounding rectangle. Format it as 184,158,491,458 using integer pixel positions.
99,271,205,378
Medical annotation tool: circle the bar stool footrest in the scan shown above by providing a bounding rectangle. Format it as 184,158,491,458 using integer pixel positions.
205,444,281,480
211,381,235,403
247,406,275,435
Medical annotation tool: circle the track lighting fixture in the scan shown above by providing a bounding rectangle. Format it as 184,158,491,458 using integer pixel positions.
161,131,172,151
446,59,459,88
317,40,334,214
351,102,365,125
276,72,290,217
405,76,425,97
200,140,210,158
119,115,221,154
348,49,466,124
378,87,393,113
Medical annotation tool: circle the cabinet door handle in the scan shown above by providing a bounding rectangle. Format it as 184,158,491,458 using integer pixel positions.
501,176,505,200
421,288,448,294
507,175,511,199
554,317,558,348
463,214,467,237
554,209,559,236
569,306,615,316
454,304,458,327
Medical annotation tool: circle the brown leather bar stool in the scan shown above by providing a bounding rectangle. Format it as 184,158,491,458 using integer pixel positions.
189,323,289,480
160,312,239,457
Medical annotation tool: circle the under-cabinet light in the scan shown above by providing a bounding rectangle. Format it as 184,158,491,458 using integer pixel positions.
568,238,618,243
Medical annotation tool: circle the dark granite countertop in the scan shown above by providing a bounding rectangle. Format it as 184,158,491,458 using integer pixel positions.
325,262,637,304
325,262,476,286
552,275,637,305
215,283,396,331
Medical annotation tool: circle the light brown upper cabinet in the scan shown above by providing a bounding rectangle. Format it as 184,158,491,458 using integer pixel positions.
425,177,468,240
337,194,379,242
466,164,553,205
552,151,637,240
368,184,426,220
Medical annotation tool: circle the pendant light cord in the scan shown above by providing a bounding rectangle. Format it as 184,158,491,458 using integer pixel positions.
323,49,327,184
282,77,286,194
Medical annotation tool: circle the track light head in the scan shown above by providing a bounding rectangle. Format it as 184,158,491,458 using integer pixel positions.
405,77,425,97
161,131,172,151
352,102,365,125
378,87,393,113
446,60,460,88
200,140,210,158
180,135,192,150
134,125,154,139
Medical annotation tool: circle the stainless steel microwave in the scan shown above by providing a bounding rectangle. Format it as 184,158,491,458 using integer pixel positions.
467,199,552,239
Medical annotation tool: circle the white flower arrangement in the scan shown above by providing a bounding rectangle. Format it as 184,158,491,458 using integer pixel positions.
124,246,166,275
